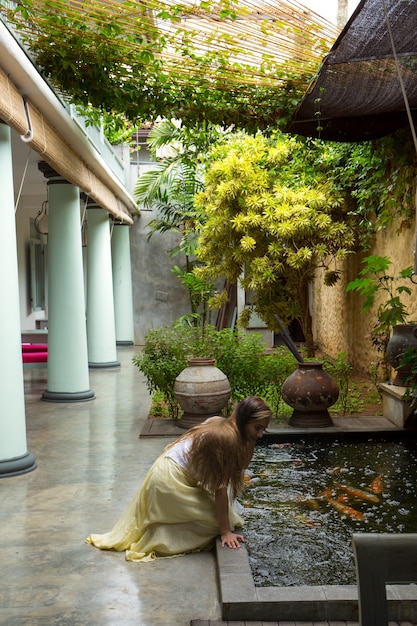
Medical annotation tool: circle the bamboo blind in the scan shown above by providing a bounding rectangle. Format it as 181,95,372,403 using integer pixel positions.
0,68,135,223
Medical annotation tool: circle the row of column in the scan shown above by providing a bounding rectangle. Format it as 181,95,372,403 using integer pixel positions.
0,123,135,477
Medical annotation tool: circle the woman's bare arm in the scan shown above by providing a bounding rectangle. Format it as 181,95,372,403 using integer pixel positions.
214,487,244,549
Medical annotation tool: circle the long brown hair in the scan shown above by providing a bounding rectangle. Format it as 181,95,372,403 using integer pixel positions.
175,397,271,498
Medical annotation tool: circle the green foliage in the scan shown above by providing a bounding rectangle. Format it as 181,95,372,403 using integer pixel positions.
195,131,360,356
257,349,298,421
3,0,319,132
134,325,372,421
135,120,223,324
321,352,363,416
132,322,297,420
346,256,414,375
132,325,190,419
328,130,416,245
400,348,417,416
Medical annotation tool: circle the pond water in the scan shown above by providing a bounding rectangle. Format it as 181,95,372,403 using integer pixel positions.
240,437,417,587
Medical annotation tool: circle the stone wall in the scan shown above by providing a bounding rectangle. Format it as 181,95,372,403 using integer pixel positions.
313,218,417,374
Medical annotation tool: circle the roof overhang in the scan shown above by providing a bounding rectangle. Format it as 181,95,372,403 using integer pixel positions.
0,20,138,220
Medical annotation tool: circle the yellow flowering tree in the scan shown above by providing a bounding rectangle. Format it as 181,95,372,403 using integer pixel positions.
195,132,357,356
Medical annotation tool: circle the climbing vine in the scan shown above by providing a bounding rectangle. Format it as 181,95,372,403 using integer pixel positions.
2,0,330,132
328,129,417,245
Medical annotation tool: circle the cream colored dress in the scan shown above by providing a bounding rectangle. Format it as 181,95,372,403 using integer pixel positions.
86,439,244,562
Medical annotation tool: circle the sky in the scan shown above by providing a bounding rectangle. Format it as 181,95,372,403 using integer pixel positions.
300,0,359,26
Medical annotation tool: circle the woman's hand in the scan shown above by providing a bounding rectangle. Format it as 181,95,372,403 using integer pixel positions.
220,530,244,549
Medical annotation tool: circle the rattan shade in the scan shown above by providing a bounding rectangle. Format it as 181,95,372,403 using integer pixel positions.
0,67,134,223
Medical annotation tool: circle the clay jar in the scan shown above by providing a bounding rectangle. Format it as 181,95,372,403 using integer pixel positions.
282,361,339,428
174,358,231,429
386,324,417,386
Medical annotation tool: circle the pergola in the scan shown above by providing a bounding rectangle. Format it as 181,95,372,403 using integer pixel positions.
1,0,340,130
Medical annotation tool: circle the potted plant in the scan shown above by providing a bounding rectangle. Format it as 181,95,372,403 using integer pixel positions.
346,255,415,385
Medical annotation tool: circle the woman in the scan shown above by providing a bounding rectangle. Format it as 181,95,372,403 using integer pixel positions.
86,396,271,562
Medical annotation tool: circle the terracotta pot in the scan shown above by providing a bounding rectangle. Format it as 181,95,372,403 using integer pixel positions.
174,358,231,429
282,361,339,428
386,324,417,386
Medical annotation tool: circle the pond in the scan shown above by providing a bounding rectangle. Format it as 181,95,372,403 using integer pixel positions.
241,436,417,587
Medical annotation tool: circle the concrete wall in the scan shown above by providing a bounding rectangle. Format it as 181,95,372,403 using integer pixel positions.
130,210,191,345
313,217,417,374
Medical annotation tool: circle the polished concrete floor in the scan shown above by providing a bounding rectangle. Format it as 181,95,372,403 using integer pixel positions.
1,347,220,626
1,347,415,626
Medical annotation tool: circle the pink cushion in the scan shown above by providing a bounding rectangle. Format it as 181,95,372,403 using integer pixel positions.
22,352,48,363
22,344,48,352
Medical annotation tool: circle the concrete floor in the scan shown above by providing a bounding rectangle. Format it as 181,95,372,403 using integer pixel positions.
1,346,415,626
1,347,220,626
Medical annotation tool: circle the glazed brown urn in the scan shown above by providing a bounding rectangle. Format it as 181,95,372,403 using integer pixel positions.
282,361,339,428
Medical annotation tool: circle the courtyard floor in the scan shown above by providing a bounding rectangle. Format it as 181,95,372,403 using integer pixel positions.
1,346,415,626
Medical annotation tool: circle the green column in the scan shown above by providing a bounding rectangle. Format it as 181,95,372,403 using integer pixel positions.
39,164,94,401
111,222,134,345
86,206,120,368
0,123,36,476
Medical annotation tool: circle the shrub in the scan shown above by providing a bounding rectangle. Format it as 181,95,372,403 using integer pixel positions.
133,321,298,420
322,351,363,415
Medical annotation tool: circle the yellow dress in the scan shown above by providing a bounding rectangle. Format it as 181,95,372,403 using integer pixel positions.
86,452,244,562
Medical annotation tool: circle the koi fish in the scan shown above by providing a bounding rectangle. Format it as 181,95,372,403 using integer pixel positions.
326,498,365,521
370,474,383,494
296,496,321,511
328,466,342,476
336,493,350,504
294,514,319,528
336,483,379,504
317,488,337,500
293,460,305,467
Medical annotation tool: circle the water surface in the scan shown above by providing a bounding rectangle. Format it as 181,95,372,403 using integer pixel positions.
241,438,417,586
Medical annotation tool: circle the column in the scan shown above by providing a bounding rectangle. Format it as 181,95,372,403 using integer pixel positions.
86,205,120,368
39,163,94,401
0,122,36,476
111,221,134,345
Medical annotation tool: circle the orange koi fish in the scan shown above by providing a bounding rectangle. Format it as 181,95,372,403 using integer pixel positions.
336,493,350,505
336,483,379,504
317,488,337,500
326,498,365,521
294,514,320,528
296,496,321,511
370,474,383,494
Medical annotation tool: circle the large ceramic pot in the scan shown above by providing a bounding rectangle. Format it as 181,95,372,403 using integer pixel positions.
174,358,231,429
282,362,339,428
386,324,417,386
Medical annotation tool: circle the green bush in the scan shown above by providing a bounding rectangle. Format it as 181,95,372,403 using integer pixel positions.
134,326,365,421
133,321,298,420
322,351,363,416
260,348,298,420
